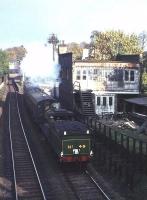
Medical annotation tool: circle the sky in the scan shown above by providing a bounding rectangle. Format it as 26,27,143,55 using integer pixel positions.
0,0,147,49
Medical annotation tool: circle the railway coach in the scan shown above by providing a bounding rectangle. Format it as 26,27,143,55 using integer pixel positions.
24,84,55,122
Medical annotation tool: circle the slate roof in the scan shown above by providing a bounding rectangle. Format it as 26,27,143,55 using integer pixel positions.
125,97,147,106
115,54,140,63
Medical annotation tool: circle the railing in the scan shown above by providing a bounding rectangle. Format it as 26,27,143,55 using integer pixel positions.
105,81,139,91
73,81,81,91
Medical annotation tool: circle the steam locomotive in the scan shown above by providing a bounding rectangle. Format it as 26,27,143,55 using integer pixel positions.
23,83,93,163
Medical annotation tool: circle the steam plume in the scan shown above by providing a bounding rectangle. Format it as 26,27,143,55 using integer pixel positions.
21,44,60,85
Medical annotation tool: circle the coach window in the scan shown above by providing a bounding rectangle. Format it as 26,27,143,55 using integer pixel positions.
109,96,113,106
83,70,86,80
130,70,135,81
125,70,129,81
76,70,81,80
97,97,100,106
103,97,106,106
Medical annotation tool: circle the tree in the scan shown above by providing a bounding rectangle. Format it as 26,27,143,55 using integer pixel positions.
89,30,142,60
139,31,147,50
6,45,27,64
80,42,90,49
67,42,83,61
0,49,9,75
141,71,147,93
142,72,147,84
89,30,100,59
142,51,147,71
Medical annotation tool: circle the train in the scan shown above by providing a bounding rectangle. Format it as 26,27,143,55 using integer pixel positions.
23,83,93,163
8,67,22,83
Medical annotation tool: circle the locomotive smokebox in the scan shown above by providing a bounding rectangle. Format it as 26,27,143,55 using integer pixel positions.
59,53,73,111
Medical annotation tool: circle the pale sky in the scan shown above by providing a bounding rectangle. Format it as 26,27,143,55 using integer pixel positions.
0,0,147,49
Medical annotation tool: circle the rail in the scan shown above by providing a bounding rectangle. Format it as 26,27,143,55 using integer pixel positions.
62,166,112,200
8,84,47,199
85,170,112,200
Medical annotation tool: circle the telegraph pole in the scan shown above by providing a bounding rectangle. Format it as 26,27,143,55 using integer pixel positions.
47,33,59,61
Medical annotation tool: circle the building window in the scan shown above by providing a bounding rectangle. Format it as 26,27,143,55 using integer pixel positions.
97,97,100,105
109,97,113,106
125,70,135,82
94,69,98,74
130,70,135,81
83,75,86,80
125,70,129,81
93,76,98,81
77,70,80,75
83,70,86,80
103,97,106,106
88,69,92,75
76,75,80,80
83,70,86,74
76,70,81,80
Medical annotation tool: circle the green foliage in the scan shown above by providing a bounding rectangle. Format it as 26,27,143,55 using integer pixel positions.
6,45,27,63
89,30,142,60
143,51,147,68
0,49,9,75
142,72,147,85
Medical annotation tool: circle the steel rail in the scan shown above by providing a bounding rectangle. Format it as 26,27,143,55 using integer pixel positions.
15,91,47,200
85,170,112,200
8,83,47,200
8,93,18,200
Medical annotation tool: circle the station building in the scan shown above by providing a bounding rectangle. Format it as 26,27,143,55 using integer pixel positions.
72,55,141,115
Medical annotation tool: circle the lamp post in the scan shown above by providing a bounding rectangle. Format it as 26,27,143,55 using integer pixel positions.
47,33,59,61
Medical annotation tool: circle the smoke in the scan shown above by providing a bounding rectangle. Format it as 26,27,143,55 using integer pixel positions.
20,43,60,85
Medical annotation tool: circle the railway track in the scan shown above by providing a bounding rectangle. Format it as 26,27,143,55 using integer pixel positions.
62,165,112,200
4,83,47,199
2,80,124,200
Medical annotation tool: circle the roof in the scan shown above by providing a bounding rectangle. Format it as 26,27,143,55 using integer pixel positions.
74,54,141,64
73,60,140,68
125,97,147,106
54,120,88,136
46,109,73,117
115,54,140,63
24,85,55,105
30,92,54,105
74,60,129,64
